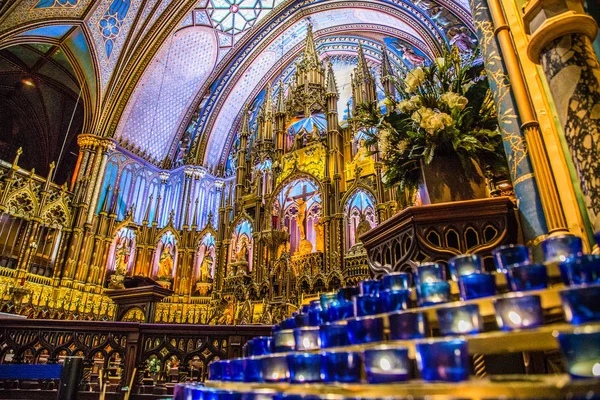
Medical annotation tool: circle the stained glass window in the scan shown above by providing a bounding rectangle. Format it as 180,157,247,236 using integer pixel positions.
208,0,285,35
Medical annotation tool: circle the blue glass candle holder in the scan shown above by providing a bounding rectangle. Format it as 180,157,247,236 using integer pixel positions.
347,315,385,345
418,281,451,306
221,360,233,381
458,272,496,300
301,304,311,313
273,329,295,352
327,300,354,321
280,317,296,330
271,324,280,334
251,336,273,356
243,357,263,382
337,286,361,302
320,323,350,348
243,339,255,357
380,289,411,312
416,339,469,382
364,346,410,383
241,389,279,400
180,384,203,400
556,328,600,379
321,351,362,383
230,358,244,382
448,254,483,281
493,294,543,331
389,311,429,340
506,263,548,292
261,355,289,382
541,234,583,263
359,279,381,295
293,327,320,351
436,304,483,336
414,262,446,284
208,360,222,380
560,285,600,325
382,272,411,291
287,353,322,383
320,293,338,310
492,244,531,272
294,313,310,328
308,305,324,326
354,294,382,316
559,255,600,285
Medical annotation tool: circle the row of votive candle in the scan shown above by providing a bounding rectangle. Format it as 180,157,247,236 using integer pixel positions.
212,339,469,384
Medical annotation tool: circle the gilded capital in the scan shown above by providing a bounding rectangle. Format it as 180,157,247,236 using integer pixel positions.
523,0,598,62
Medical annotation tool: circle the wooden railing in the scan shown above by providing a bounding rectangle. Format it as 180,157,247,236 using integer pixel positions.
0,318,271,397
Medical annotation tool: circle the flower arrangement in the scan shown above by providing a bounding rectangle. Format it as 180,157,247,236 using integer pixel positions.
356,48,506,203
146,357,161,374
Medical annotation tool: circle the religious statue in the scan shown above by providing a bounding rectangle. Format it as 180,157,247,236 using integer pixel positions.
296,192,317,240
314,217,324,252
158,244,174,278
199,254,214,283
428,6,454,27
236,239,249,263
356,213,372,241
354,139,369,162
114,247,128,276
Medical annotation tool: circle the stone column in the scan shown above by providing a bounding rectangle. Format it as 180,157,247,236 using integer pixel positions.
524,0,600,231
471,0,569,242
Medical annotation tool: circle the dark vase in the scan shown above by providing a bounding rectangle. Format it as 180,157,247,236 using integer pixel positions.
419,154,488,204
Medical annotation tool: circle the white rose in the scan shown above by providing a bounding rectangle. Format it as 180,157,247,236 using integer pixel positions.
421,113,444,134
397,99,416,113
405,68,425,92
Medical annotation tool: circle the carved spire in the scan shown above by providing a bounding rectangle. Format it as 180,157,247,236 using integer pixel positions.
240,105,250,138
326,62,338,96
301,24,319,68
381,43,396,97
276,81,286,114
263,82,274,119
356,42,369,79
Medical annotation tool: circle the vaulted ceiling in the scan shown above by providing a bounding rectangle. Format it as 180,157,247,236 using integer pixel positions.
0,0,475,175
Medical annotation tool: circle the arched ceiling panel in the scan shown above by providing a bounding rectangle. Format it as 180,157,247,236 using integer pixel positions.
198,4,442,167
115,26,218,164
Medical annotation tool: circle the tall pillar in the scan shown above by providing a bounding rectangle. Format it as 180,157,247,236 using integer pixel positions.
471,0,569,243
523,0,600,231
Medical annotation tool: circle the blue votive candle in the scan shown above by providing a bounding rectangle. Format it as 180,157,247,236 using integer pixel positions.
287,353,322,383
436,304,483,336
337,286,361,302
382,272,411,291
208,360,222,380
389,311,429,340
560,284,600,325
506,263,548,292
559,255,600,285
492,244,531,272
363,346,410,383
293,326,320,351
273,329,295,352
327,300,354,321
418,281,451,306
354,294,383,316
280,317,296,330
416,339,469,382
252,336,273,356
320,292,338,310
230,358,244,382
458,272,496,300
493,294,543,331
320,323,350,348
221,360,233,381
414,262,446,284
261,355,289,382
243,357,263,382
380,289,411,312
243,339,254,357
348,315,385,345
321,351,362,383
449,254,483,281
294,313,310,328
359,279,381,295
541,234,583,263
556,327,600,379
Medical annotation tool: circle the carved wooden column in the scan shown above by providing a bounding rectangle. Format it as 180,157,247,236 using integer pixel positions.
524,0,600,232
